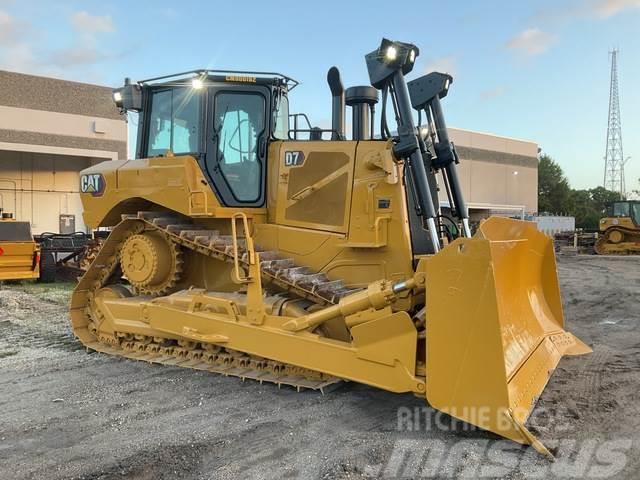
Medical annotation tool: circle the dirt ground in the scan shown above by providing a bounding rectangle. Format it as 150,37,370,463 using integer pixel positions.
0,254,638,479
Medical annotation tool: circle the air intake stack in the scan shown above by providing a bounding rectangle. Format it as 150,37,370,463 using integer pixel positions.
346,86,378,140
327,67,345,140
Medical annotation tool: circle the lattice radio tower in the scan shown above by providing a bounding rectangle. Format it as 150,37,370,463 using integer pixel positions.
603,48,626,196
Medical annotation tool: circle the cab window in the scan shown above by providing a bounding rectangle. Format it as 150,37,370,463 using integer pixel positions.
146,88,201,157
631,203,640,223
273,94,289,140
613,202,630,217
213,92,265,202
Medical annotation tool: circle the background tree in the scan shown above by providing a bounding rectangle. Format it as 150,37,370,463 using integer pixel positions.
568,186,622,229
538,154,572,214
569,189,596,228
537,153,623,229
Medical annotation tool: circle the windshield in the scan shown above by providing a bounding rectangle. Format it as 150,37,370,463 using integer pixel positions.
146,88,201,157
612,202,630,217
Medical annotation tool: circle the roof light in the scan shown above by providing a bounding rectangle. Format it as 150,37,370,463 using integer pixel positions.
385,45,398,61
409,49,416,63
192,78,204,90
113,91,122,102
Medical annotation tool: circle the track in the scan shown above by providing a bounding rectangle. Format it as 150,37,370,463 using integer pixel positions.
71,211,361,392
594,226,640,255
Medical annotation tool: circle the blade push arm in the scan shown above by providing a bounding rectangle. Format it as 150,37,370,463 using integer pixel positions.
365,39,442,253
408,72,471,237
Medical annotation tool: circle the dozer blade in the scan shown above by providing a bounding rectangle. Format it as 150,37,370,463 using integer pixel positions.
422,217,591,456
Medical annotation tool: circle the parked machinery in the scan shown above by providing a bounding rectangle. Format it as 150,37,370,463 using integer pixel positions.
0,210,54,282
595,200,640,254
71,39,590,456
0,211,103,282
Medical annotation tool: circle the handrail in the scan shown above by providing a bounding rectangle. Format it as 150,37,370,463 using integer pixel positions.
230,212,255,284
138,69,299,89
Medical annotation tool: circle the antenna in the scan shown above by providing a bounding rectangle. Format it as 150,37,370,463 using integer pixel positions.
603,49,626,196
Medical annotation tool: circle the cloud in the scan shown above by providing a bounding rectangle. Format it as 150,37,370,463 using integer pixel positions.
48,47,112,68
0,43,36,71
0,11,35,71
479,86,507,101
591,0,640,17
0,10,118,81
532,0,640,23
506,28,557,56
0,10,27,45
423,56,456,75
70,11,115,34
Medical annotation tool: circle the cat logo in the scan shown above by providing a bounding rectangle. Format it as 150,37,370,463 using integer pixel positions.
80,173,105,197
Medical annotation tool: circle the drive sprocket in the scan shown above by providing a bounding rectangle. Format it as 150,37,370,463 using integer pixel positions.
119,231,182,295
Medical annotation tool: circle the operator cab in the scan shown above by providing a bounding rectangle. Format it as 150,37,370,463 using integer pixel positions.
113,71,294,208
609,200,640,225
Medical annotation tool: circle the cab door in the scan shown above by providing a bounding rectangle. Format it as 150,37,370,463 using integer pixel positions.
205,86,270,208
275,141,357,234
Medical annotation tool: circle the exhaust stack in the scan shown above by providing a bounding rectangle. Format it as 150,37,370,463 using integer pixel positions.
346,86,378,140
327,67,345,140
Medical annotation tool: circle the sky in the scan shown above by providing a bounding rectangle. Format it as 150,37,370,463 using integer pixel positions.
0,0,638,192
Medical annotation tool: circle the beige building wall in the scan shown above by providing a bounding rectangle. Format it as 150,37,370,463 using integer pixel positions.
0,151,104,233
441,128,538,217
0,70,126,234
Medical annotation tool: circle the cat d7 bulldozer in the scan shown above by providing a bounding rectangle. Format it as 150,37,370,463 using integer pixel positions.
71,39,590,456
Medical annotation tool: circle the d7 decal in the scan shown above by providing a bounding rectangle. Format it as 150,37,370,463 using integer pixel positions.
284,151,305,167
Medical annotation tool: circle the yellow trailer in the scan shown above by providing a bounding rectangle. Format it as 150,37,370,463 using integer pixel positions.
0,216,41,281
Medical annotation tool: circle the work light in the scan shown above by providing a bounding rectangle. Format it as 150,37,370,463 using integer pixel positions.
111,80,142,112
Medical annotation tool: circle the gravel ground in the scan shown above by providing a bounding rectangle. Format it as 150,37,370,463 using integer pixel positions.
0,255,638,479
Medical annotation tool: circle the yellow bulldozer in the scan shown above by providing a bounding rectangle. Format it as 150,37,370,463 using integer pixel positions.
71,39,590,456
595,200,640,254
